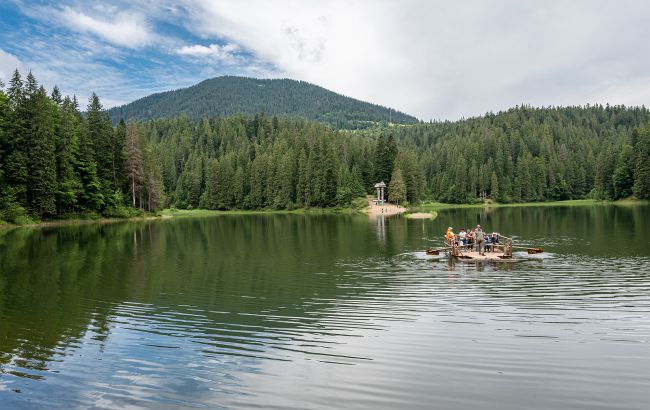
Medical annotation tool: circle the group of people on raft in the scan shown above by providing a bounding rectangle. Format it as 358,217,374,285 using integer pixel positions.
445,225,500,256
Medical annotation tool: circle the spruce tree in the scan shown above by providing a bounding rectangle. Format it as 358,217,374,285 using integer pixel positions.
612,144,634,199
26,85,57,217
490,171,500,201
633,126,650,199
5,70,29,206
56,96,83,213
87,93,116,200
388,167,407,206
125,120,144,208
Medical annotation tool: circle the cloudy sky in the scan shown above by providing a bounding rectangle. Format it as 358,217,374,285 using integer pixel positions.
1,0,648,120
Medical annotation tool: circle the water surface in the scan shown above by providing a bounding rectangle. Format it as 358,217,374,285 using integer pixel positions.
1,205,649,409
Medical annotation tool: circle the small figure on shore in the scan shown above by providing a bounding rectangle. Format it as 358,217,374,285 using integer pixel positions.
475,224,485,256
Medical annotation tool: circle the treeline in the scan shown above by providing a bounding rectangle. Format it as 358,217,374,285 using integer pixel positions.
107,76,418,130
0,70,164,223
139,114,424,210
384,105,650,202
0,70,426,223
3,70,649,224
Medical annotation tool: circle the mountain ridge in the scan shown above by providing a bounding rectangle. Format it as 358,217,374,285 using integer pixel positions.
107,76,418,129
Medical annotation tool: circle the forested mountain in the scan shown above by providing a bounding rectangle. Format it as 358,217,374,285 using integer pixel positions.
107,76,418,129
2,70,650,224
379,105,650,203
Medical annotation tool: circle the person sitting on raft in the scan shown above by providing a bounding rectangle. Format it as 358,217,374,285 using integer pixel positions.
445,227,456,246
467,228,475,251
491,232,499,252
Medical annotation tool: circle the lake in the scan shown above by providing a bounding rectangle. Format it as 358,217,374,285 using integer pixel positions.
1,205,649,409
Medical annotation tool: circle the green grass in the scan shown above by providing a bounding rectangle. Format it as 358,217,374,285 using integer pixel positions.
408,198,628,213
160,202,369,218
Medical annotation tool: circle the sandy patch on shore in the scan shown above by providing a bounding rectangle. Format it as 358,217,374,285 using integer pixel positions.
364,197,406,216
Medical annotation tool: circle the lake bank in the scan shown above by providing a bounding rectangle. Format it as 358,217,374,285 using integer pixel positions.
0,204,369,229
2,198,646,229
409,198,648,213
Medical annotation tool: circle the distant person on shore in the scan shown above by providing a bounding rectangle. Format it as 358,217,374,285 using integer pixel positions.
475,225,485,256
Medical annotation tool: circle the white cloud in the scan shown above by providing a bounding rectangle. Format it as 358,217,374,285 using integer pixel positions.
7,0,650,119
175,0,650,120
58,6,154,48
176,43,240,62
0,49,23,84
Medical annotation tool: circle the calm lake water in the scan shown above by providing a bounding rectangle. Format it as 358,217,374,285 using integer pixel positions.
1,205,649,409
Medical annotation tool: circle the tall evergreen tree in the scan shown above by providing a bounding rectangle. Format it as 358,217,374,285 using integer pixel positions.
388,167,407,206
87,93,116,200
125,120,144,208
25,85,57,217
612,144,634,199
633,125,650,199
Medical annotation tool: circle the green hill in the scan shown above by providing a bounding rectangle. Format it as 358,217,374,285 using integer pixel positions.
107,76,418,129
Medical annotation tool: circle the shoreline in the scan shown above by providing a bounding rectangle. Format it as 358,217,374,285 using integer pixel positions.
363,197,406,217
1,198,647,230
408,198,648,213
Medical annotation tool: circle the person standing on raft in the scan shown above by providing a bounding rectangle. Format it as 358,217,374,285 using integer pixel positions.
475,225,485,256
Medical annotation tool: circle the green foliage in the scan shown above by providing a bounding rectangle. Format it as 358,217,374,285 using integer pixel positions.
374,134,398,186
0,70,165,224
633,124,650,199
382,104,649,203
388,168,407,205
107,76,417,129
350,196,369,211
612,144,634,199
2,70,649,225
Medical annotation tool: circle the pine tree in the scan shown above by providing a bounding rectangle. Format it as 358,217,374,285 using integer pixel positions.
87,93,116,199
26,85,57,217
113,119,127,192
612,144,634,199
51,85,62,105
143,145,165,211
125,120,144,208
335,166,354,206
633,125,650,199
56,97,83,213
490,171,500,201
388,167,407,206
76,105,104,212
5,70,29,206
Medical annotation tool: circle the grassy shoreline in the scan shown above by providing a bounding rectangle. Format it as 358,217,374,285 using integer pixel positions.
407,198,648,213
0,205,368,229
1,198,647,229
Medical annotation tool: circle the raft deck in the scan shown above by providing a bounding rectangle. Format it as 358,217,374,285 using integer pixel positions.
451,250,515,262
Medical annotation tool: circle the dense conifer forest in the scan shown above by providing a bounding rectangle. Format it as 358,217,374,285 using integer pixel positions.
382,105,650,203
107,76,418,129
1,70,650,224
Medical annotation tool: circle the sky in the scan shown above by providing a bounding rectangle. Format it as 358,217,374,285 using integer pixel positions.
1,0,649,120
